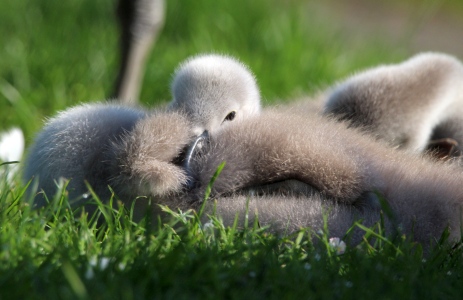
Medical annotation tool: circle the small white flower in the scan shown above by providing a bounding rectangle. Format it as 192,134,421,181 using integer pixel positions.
0,127,24,162
89,256,97,267
118,262,126,271
85,267,95,279
99,257,110,270
202,220,215,236
329,237,346,255
203,221,214,230
0,127,24,183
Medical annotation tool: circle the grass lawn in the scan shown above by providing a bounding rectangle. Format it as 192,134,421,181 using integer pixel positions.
1,0,463,298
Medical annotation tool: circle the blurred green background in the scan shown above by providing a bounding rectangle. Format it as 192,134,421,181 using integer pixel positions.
1,0,462,141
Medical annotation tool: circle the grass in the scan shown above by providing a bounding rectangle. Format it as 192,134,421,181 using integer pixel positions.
1,0,463,298
0,0,407,139
2,176,463,299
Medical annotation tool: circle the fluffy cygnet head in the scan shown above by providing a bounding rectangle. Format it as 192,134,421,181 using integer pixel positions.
169,54,261,136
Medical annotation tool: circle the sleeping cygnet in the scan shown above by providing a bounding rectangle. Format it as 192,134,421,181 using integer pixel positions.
23,54,262,212
184,110,463,250
324,52,463,156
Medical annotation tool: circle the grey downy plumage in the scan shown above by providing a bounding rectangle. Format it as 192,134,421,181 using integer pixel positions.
168,54,261,136
324,52,463,156
23,54,261,214
185,110,463,249
23,53,463,250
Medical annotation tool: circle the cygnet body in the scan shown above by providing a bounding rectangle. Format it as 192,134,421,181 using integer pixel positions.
22,104,147,210
324,52,463,153
23,54,261,210
22,53,463,251
186,110,463,250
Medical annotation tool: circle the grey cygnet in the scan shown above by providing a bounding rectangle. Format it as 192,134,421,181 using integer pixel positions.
23,54,261,213
325,52,463,155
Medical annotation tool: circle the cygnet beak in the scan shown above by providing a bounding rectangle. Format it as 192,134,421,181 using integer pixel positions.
183,130,210,190
185,130,209,167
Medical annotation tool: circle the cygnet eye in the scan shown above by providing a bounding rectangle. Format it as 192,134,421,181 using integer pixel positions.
224,111,236,122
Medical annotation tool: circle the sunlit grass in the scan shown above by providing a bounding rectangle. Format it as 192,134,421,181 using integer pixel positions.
1,169,462,298
2,0,463,298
